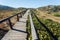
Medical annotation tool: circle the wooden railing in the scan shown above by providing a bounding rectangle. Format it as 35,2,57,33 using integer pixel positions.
0,9,27,29
29,13,38,40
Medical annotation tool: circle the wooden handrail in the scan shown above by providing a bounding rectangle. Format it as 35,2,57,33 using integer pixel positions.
29,13,38,40
0,9,27,29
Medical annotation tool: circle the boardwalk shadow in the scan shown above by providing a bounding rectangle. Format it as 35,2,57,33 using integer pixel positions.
12,28,27,33
0,28,8,32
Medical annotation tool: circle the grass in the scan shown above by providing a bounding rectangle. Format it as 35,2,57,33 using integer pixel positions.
31,9,60,40
26,16,32,40
31,13,53,40
54,14,60,17
40,18,60,40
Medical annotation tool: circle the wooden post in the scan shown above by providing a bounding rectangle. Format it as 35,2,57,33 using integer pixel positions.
17,14,19,21
8,19,13,29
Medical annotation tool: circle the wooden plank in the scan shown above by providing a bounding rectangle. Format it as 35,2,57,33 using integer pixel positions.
1,10,29,40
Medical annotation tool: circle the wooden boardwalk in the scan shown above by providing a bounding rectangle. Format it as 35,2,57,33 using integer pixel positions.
1,10,29,40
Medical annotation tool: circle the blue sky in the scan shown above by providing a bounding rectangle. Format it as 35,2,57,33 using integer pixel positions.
0,0,60,8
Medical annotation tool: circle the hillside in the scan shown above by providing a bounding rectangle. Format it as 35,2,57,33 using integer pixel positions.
38,5,60,12
32,5,60,40
0,5,27,20
0,5,15,11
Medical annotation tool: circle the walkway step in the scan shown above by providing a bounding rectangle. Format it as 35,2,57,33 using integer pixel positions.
1,10,29,40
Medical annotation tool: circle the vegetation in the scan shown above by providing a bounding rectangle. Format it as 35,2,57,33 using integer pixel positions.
54,14,60,17
39,18,60,40
26,16,32,40
31,9,60,40
31,13,53,40
38,5,60,12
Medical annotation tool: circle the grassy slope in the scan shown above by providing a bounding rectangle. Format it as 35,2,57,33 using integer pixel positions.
32,8,60,40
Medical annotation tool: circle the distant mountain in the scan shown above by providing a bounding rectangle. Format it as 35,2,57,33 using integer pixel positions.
0,5,14,11
0,5,27,12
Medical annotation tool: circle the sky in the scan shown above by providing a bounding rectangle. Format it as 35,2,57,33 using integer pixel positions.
0,0,60,8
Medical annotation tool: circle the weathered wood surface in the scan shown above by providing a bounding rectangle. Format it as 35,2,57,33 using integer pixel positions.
1,10,29,40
